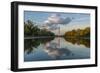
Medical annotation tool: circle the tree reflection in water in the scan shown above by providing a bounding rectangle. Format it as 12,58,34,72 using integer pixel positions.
24,37,90,56
64,38,90,48
24,37,54,54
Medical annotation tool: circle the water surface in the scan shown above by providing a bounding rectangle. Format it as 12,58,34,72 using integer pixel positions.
24,37,90,62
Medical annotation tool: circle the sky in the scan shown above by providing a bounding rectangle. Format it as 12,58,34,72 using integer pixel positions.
24,11,90,35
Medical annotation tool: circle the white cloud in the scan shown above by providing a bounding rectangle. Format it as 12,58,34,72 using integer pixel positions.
44,14,72,26
42,14,73,35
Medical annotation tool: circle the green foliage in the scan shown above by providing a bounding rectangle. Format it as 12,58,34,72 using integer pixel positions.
24,38,54,54
24,20,55,37
64,27,90,38
64,38,90,48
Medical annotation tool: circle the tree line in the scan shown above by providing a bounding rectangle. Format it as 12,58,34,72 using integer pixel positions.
24,20,55,37
64,27,90,38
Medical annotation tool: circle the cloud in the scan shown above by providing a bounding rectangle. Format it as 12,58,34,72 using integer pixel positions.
44,14,72,26
49,25,60,30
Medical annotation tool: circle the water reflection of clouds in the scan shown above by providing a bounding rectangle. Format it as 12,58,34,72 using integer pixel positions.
43,42,73,59
24,37,90,61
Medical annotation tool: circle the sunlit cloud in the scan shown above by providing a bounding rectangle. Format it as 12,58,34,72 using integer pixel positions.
44,14,72,26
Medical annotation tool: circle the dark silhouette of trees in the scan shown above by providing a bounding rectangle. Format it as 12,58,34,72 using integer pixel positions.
24,38,54,54
24,20,55,37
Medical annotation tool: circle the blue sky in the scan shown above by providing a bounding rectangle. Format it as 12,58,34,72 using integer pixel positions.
24,11,90,35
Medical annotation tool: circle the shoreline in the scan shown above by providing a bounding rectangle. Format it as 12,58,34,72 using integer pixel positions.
24,36,90,39
24,36,55,39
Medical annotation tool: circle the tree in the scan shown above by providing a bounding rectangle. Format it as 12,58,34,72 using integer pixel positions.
64,27,90,38
24,20,55,37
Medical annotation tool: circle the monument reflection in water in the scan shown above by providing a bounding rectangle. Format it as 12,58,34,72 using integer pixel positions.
24,37,90,62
